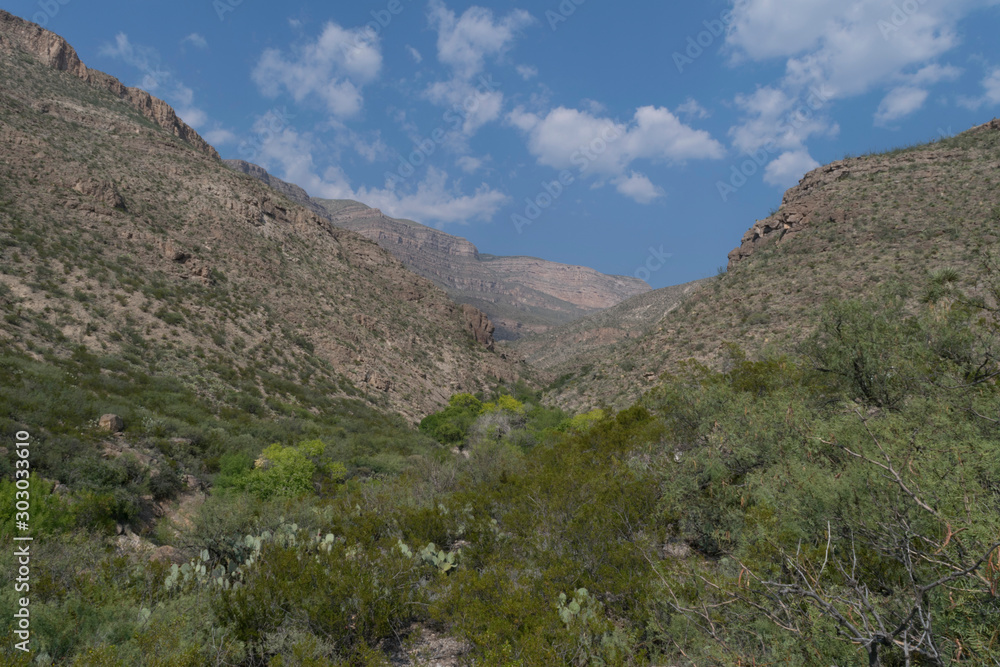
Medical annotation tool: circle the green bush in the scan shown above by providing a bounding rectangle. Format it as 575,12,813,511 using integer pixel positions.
0,475,73,537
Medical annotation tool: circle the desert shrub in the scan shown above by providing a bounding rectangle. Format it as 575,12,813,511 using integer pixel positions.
215,537,425,661
0,474,73,537
148,465,184,501
800,293,922,408
418,393,483,445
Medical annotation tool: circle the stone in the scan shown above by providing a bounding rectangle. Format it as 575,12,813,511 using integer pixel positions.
72,179,127,210
99,413,124,432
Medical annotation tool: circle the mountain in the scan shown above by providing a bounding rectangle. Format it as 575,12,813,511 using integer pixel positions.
0,9,518,422
508,277,708,372
532,119,1000,412
225,159,651,340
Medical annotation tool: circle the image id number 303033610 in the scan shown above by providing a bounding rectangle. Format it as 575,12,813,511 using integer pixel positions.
12,430,32,653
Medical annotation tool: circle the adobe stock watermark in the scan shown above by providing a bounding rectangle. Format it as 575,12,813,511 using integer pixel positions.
213,0,243,21
634,245,673,282
716,85,833,202
511,123,623,234
338,0,416,53
672,9,735,74
546,0,588,31
237,107,295,162
384,75,501,188
30,0,70,27
878,0,930,40
12,430,33,653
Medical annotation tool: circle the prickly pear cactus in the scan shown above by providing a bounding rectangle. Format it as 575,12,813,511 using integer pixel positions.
163,522,342,593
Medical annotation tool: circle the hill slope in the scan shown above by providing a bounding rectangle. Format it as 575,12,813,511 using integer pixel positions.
0,10,516,422
225,159,651,340
539,120,1000,411
508,278,708,372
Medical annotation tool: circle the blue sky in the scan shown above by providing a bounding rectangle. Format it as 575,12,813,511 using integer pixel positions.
8,0,1000,288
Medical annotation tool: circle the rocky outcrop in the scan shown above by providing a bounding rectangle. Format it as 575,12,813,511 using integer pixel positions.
72,179,127,211
462,304,495,350
224,160,652,339
0,9,218,160
727,162,853,269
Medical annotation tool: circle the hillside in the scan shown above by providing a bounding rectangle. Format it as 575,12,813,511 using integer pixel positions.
507,277,708,372
538,120,1000,412
0,9,517,424
226,159,651,340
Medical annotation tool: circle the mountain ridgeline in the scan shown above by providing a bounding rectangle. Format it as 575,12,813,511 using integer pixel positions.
225,159,651,340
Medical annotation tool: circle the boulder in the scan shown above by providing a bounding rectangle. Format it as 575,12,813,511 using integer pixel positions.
99,413,124,433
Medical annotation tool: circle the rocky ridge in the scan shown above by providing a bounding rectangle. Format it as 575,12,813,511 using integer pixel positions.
727,118,1000,269
0,9,218,159
225,160,651,339
0,11,515,421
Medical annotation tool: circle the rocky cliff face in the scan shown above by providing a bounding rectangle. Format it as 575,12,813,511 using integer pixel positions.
0,9,218,160
225,160,651,339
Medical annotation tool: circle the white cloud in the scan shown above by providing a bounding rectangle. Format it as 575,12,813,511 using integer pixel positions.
875,86,929,125
406,45,423,63
359,168,508,225
100,33,210,130
909,63,962,85
203,127,238,146
181,33,208,49
959,67,1000,109
764,150,820,188
428,0,534,80
724,0,997,184
984,68,1000,105
676,98,709,119
425,78,504,137
422,2,534,140
457,155,485,172
724,0,991,97
251,122,506,225
516,64,538,80
252,22,382,118
729,85,839,156
613,173,664,204
177,107,208,128
510,105,724,175
509,104,722,203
